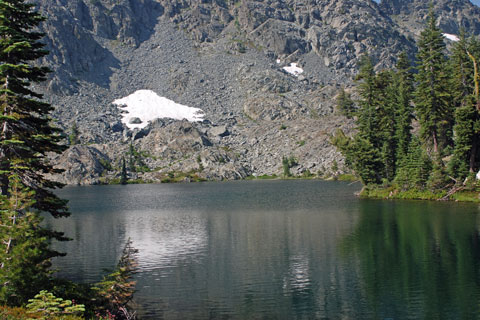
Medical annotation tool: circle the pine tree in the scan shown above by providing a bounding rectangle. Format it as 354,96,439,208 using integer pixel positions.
0,0,69,304
414,5,453,156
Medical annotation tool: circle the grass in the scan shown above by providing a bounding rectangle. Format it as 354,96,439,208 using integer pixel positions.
160,170,206,183
358,185,480,202
246,174,279,180
452,191,480,202
336,174,358,182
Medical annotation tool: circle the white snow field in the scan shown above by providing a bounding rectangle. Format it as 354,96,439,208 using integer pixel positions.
443,33,460,42
113,89,205,129
283,63,304,77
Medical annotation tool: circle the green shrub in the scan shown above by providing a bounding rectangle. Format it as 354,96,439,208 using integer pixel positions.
26,291,85,319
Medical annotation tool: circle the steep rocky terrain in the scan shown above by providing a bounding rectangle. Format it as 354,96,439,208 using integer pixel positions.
381,0,480,37
32,0,479,184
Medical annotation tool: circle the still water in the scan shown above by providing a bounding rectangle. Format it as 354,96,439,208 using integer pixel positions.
45,180,480,319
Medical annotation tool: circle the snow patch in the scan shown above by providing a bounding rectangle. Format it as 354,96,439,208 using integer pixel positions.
443,33,460,42
113,90,205,130
283,63,304,77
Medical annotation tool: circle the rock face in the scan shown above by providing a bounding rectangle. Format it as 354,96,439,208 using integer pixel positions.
49,145,110,185
30,0,479,184
380,0,480,37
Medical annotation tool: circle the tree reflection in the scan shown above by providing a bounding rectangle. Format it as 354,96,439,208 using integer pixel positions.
342,200,480,319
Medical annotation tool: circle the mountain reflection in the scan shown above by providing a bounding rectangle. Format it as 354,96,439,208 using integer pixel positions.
342,200,480,319
47,182,480,319
124,211,208,271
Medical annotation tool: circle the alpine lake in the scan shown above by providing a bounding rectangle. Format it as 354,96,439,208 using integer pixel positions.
45,180,480,319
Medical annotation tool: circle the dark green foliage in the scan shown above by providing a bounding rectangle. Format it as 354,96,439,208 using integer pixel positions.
281,156,297,177
395,137,432,190
336,87,356,118
356,55,380,145
128,142,148,172
331,130,383,185
427,162,451,191
331,9,479,198
393,52,415,163
450,97,477,179
450,33,480,179
282,156,291,177
128,142,136,172
414,6,453,155
349,136,383,185
0,0,69,306
330,129,353,168
0,0,68,216
120,157,127,185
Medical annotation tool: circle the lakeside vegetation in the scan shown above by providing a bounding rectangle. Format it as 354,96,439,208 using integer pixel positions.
332,6,480,202
0,1,139,318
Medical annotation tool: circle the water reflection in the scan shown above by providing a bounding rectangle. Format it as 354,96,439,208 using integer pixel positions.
124,211,208,271
342,200,480,319
47,182,480,319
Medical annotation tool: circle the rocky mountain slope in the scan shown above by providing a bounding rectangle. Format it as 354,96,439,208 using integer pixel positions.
380,0,480,37
32,0,479,184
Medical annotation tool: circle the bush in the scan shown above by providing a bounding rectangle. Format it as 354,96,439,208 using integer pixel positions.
26,291,85,320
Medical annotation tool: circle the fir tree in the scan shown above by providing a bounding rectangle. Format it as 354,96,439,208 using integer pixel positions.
414,6,453,156
393,52,415,164
336,87,356,118
128,141,136,172
349,136,383,185
356,55,380,145
395,137,432,190
120,157,127,185
0,0,69,304
450,34,480,178
375,70,397,181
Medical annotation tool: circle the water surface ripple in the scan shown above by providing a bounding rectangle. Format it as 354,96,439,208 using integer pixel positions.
47,180,480,319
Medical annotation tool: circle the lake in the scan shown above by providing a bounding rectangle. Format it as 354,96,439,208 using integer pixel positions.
45,180,480,319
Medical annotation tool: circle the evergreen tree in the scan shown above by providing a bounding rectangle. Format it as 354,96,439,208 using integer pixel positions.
414,6,453,156
68,122,79,146
336,87,356,118
0,0,69,304
375,70,397,181
128,141,136,172
356,55,380,145
393,52,415,164
120,157,127,185
450,34,480,178
349,136,383,185
395,137,432,190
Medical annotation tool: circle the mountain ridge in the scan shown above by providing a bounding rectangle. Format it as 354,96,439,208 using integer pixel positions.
32,0,480,184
